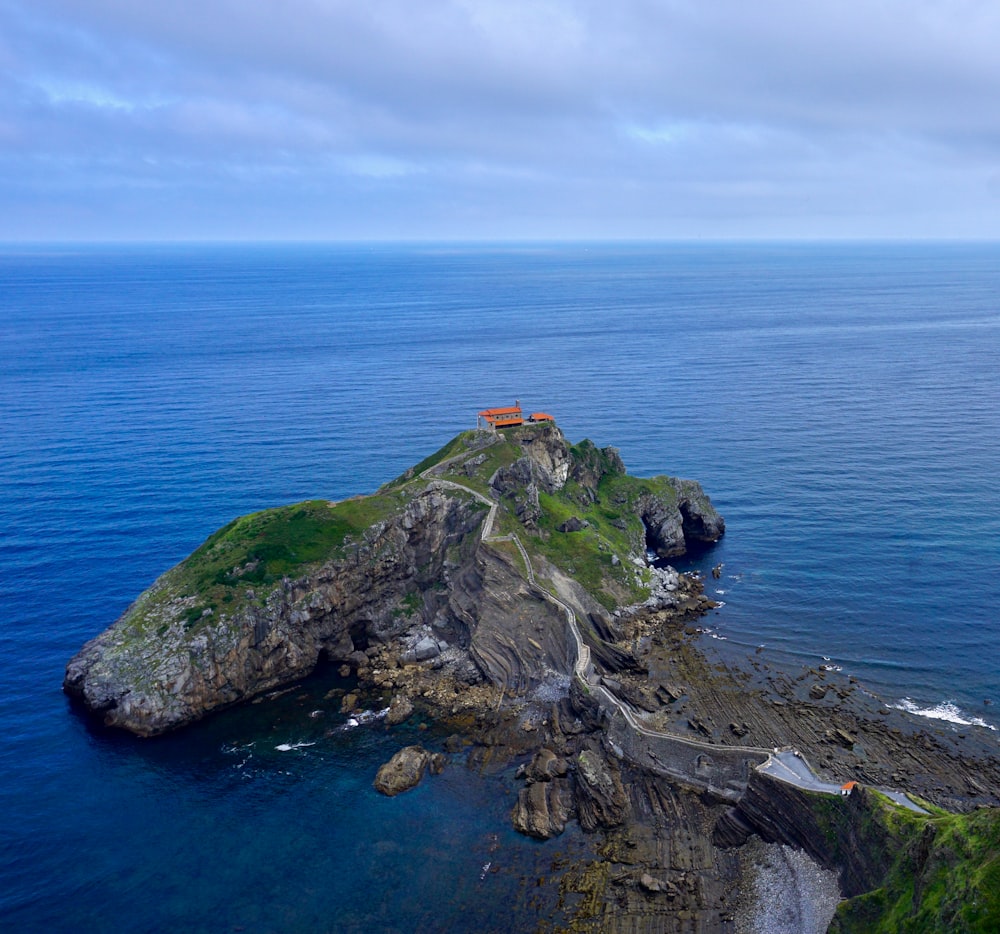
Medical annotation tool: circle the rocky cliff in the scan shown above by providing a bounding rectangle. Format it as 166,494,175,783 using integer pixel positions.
64,423,723,736
63,422,1000,931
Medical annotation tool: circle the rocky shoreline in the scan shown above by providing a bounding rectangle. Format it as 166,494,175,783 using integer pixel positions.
63,423,1000,931
339,581,1000,931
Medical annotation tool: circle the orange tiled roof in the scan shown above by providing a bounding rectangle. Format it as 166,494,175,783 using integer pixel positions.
479,406,522,417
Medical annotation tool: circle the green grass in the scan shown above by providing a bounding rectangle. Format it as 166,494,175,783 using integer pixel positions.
123,491,409,636
484,537,527,576
525,476,658,610
114,425,696,644
440,438,522,497
393,432,474,483
518,458,692,609
190,495,402,588
831,798,1000,933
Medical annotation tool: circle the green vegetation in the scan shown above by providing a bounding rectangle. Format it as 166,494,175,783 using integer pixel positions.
190,495,404,587
831,796,1000,933
392,589,424,620
125,491,411,636
438,434,522,497
421,425,672,609
386,432,474,486
118,422,691,642
484,537,528,576
526,471,675,610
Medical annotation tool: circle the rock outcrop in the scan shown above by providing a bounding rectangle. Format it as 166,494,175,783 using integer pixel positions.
374,745,445,796
640,480,726,559
65,424,724,737
385,693,414,726
64,486,486,735
574,742,629,831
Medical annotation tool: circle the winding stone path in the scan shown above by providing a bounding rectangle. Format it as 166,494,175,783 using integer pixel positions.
420,443,928,814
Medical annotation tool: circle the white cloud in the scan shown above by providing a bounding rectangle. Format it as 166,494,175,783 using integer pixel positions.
2,0,1000,238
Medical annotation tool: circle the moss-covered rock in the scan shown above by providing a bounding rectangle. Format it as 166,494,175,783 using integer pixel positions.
831,802,1000,933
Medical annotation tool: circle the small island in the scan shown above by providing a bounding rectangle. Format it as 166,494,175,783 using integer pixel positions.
65,416,1000,931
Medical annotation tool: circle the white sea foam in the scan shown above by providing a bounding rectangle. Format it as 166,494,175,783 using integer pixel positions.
275,741,317,751
222,742,255,770
341,707,391,730
892,698,997,731
221,742,255,755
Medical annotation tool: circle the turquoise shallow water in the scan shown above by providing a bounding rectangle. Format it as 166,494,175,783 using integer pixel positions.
1,242,999,928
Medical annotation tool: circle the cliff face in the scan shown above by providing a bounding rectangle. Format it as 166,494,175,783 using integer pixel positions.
64,485,485,735
717,771,901,898
718,771,1000,932
64,424,724,736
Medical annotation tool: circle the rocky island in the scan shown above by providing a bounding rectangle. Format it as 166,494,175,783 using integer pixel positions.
65,421,1000,932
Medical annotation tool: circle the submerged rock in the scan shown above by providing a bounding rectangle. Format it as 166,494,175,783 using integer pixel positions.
373,745,441,796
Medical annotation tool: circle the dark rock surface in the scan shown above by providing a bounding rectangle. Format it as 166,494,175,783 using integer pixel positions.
640,481,726,559
385,693,414,726
374,745,437,796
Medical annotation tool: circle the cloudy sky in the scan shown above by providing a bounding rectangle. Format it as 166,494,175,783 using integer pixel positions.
3,0,999,240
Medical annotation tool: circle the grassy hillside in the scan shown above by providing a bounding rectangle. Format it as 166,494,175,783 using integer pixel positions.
118,423,704,639
123,490,413,637
832,797,1000,933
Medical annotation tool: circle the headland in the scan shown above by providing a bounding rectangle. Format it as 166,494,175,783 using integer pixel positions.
64,416,1000,931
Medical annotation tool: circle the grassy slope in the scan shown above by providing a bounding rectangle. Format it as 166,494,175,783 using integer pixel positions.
125,491,412,637
831,798,1000,933
432,431,665,609
130,426,669,634
530,473,660,609
117,424,705,653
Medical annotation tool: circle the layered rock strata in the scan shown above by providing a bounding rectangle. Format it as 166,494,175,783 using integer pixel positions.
64,424,723,737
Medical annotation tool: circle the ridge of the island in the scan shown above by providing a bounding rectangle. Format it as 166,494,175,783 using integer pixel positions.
65,410,1000,932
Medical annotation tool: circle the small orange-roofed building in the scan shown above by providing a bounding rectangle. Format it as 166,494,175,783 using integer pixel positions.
478,401,524,429
840,781,858,796
477,401,557,430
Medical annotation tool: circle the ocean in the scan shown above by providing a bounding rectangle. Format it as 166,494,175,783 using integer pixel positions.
2,242,999,930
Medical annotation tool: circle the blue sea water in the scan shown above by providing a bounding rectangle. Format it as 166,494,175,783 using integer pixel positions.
2,242,999,929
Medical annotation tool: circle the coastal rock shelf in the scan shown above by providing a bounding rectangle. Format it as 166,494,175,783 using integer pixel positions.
64,422,1000,931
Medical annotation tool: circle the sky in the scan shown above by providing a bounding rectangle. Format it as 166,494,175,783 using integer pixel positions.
2,0,1000,241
